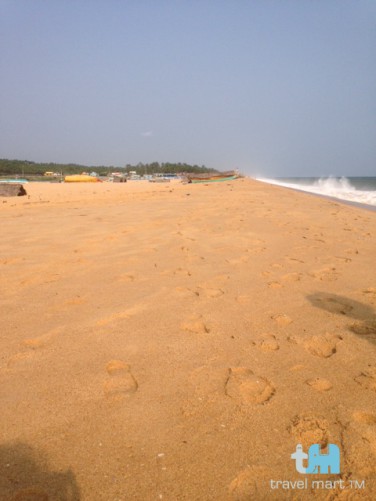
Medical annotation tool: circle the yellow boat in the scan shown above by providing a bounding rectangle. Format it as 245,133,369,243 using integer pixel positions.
64,175,101,183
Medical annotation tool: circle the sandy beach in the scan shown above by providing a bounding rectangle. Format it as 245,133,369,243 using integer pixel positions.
1,178,376,500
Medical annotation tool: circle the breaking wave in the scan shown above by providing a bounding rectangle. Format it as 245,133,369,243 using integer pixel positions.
255,177,376,207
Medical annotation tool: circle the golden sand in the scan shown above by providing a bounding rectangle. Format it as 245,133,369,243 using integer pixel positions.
1,179,376,500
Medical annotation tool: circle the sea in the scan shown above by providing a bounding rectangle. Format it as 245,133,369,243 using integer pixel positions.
255,177,376,210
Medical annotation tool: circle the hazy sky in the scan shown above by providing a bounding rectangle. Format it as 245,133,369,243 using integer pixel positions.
1,1,375,176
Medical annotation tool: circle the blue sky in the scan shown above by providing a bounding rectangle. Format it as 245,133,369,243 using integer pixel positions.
0,0,375,176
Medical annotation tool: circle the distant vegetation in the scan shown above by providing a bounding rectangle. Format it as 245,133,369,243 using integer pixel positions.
0,159,218,177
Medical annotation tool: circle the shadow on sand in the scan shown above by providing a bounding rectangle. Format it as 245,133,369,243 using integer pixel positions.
0,441,80,501
307,292,376,345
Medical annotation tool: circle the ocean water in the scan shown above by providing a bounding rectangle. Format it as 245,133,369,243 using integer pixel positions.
255,177,376,207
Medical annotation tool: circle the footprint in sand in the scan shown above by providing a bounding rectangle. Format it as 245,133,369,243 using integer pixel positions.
253,334,279,352
245,246,266,255
118,273,137,283
180,317,210,334
353,411,376,425
225,368,275,405
305,377,333,392
344,248,359,256
271,263,284,270
354,365,376,392
289,414,329,448
196,287,224,298
21,327,63,350
304,333,342,358
103,360,138,400
281,272,303,282
62,296,86,307
226,256,250,265
308,267,339,282
229,465,274,501
335,255,352,263
286,257,305,264
236,295,252,304
174,287,199,298
7,328,62,368
289,364,306,372
96,304,145,327
271,314,293,327
267,281,282,289
349,321,376,340
20,334,52,350
172,268,192,277
342,411,376,479
248,238,265,246
7,351,35,369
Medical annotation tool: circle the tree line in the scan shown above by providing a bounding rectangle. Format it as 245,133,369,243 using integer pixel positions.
0,159,218,176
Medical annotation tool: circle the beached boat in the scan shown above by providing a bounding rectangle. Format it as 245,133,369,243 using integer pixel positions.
149,177,170,183
112,175,127,183
64,175,101,183
186,171,239,184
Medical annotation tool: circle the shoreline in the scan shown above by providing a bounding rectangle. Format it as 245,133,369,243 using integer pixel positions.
2,176,376,213
252,176,376,213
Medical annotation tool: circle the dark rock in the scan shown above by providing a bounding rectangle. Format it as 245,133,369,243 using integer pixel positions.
0,183,27,197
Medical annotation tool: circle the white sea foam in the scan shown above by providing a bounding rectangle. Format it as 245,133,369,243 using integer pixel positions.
255,177,376,207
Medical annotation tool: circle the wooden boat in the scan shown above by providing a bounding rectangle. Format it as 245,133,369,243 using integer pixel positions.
186,171,238,184
149,177,170,183
64,175,101,183
112,176,127,183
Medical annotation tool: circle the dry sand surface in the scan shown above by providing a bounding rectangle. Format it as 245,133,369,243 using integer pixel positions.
1,178,376,500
